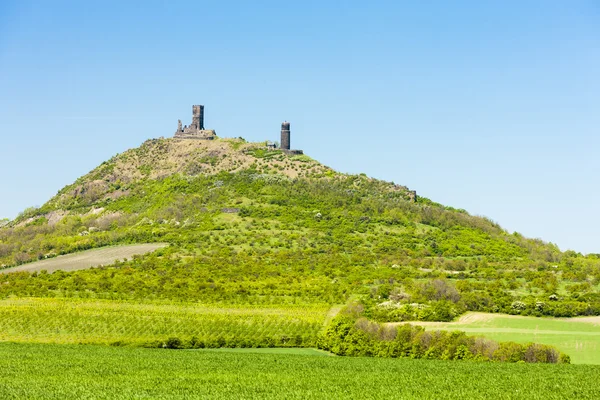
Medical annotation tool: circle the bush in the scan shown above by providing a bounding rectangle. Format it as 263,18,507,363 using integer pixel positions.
164,337,183,349
319,315,569,364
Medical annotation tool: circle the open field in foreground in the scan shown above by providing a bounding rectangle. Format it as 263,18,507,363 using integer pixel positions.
0,343,599,399
0,298,329,347
404,312,600,364
0,243,168,274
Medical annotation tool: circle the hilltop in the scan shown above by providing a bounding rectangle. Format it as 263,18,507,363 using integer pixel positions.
33,137,335,222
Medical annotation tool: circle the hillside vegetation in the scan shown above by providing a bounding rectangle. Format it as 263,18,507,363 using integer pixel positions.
0,137,599,363
2,138,599,315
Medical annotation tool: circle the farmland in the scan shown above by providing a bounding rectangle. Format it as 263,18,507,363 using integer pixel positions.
0,343,598,399
0,244,168,274
0,298,330,348
406,312,600,364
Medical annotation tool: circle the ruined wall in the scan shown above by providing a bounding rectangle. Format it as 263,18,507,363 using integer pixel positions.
174,104,215,140
282,149,303,155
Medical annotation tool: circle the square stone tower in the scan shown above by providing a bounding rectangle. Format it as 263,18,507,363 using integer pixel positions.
174,104,216,140
192,105,204,130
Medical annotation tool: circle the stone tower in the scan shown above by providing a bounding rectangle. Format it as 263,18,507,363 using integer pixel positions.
192,105,205,130
281,121,290,150
174,104,215,140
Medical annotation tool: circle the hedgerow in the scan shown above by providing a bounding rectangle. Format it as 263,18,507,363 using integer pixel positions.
318,309,570,364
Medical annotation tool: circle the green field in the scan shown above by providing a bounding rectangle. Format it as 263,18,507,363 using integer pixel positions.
407,312,600,364
202,347,332,356
0,298,330,348
0,342,598,399
0,244,168,274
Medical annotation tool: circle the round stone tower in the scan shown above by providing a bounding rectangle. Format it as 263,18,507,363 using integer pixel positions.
281,121,290,150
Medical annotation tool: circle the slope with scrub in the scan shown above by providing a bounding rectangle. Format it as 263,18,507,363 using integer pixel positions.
0,137,599,363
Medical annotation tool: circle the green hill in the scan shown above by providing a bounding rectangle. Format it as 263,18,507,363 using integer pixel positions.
0,137,598,362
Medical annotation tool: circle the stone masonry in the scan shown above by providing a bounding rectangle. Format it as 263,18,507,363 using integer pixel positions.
279,121,303,155
281,121,290,150
174,105,216,140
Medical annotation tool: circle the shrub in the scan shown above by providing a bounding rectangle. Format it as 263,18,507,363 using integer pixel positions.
319,315,568,364
164,337,183,349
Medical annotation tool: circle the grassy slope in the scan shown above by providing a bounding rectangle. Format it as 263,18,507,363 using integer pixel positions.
0,343,599,400
407,312,600,364
2,138,589,309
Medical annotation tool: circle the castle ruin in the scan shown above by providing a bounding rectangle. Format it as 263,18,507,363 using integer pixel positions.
173,104,303,153
279,121,303,155
174,105,216,140
171,104,415,200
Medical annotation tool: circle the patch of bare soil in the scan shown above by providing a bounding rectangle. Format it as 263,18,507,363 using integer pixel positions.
46,210,69,226
455,312,495,324
561,316,600,326
0,243,168,274
386,312,498,327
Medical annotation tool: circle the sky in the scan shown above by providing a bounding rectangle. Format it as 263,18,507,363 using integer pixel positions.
0,1,598,253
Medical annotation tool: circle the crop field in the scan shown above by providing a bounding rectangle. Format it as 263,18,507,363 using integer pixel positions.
0,244,168,274
0,298,329,347
406,312,600,364
0,343,599,399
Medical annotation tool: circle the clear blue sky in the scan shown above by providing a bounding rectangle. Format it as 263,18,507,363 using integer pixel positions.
1,1,598,253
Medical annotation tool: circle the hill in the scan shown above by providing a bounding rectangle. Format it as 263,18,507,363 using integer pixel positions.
0,136,598,362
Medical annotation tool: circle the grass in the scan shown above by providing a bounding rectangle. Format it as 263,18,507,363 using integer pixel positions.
407,312,600,364
0,298,330,347
0,243,168,274
199,347,332,356
0,342,599,399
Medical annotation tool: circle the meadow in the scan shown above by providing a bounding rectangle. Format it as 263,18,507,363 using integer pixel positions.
0,342,598,399
0,298,330,348
408,312,600,364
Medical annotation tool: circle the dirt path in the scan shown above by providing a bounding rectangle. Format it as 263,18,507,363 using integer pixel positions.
323,305,344,326
560,316,600,325
386,312,600,328
0,243,168,274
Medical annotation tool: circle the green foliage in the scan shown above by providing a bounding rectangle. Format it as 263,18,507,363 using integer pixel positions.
245,148,284,160
0,298,328,348
318,313,569,364
2,137,600,366
15,206,41,222
0,343,598,399
1,167,599,317
366,300,462,322
291,154,313,163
